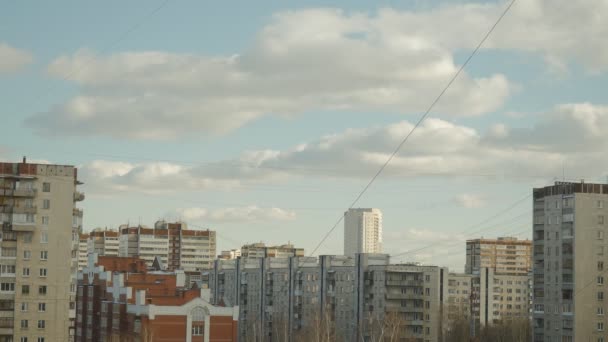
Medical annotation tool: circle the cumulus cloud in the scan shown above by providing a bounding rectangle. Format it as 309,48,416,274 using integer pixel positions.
454,193,486,209
26,6,512,139
0,43,33,73
172,206,296,223
79,103,608,194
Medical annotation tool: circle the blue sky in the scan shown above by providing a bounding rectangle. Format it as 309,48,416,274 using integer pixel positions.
2,0,607,271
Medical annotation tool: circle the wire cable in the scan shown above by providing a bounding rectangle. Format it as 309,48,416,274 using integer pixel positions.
303,0,517,258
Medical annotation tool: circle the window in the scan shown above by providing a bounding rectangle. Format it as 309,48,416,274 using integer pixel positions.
41,216,49,225
39,269,46,278
23,233,32,243
40,251,47,260
20,320,28,329
192,325,204,336
599,276,605,285
599,291,604,301
0,283,15,292
37,320,44,329
1,248,16,258
598,307,604,315
38,303,45,312
598,246,604,256
21,303,27,312
599,231,605,240
42,183,50,192
40,231,48,244
22,268,30,277
42,200,50,210
20,338,27,342
599,200,605,209
599,322,604,331
425,275,430,282
600,261,605,271
22,285,29,295
23,251,30,260
1,265,15,275
37,338,44,342
600,216,605,225
38,286,46,295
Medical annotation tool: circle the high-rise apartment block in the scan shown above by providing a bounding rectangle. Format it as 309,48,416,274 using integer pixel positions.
118,220,216,271
0,160,84,342
206,253,445,342
219,249,241,260
344,208,383,256
240,242,303,259
533,181,608,342
465,237,532,276
87,228,119,256
76,254,238,341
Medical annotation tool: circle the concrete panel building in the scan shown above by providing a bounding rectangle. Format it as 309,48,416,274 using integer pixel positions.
533,181,608,342
206,253,446,342
118,221,216,271
240,242,303,259
465,237,532,276
0,160,84,342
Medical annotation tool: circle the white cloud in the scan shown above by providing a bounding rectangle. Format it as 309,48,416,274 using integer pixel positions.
454,193,486,209
0,43,32,73
26,6,512,139
79,103,608,194
173,206,296,223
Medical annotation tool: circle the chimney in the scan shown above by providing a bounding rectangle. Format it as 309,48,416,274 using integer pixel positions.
22,156,26,164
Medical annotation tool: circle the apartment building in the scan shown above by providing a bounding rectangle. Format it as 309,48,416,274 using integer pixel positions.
219,249,241,260
358,255,445,342
206,253,445,342
118,220,216,271
0,160,84,342
76,254,238,342
533,181,608,342
344,208,383,256
475,267,531,326
465,237,532,276
240,242,304,259
87,228,119,256
444,273,474,325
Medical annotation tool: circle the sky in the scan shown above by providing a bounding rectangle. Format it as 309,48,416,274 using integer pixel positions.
2,0,608,271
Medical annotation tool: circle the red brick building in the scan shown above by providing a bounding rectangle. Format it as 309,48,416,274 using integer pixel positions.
76,254,238,342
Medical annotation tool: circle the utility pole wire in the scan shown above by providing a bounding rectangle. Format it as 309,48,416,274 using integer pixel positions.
306,0,517,258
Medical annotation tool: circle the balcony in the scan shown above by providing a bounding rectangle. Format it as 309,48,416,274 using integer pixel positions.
386,279,423,286
74,191,85,202
12,222,35,232
12,188,36,197
385,292,424,300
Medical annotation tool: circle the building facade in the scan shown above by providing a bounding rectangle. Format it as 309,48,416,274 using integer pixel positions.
118,221,216,271
533,181,608,342
344,208,383,257
465,237,532,276
240,242,304,259
0,160,84,342
87,228,119,257
219,249,241,260
76,254,238,342
206,253,445,342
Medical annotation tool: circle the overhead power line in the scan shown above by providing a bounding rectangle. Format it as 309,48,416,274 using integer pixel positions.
304,0,518,258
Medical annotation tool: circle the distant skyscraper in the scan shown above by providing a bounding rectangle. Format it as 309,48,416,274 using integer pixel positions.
344,208,382,256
